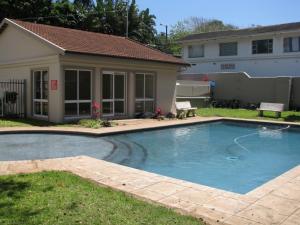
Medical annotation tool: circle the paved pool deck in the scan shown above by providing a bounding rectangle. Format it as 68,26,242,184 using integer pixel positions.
0,117,300,225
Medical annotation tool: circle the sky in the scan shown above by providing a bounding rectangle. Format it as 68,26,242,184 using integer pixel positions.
137,0,300,32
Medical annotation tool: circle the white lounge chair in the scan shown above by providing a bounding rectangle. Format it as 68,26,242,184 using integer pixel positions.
175,101,197,118
257,102,284,118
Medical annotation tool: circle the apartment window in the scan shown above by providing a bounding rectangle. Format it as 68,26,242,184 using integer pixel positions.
188,45,204,58
64,69,92,117
219,42,238,56
284,37,300,52
135,73,155,113
33,70,48,117
252,39,273,54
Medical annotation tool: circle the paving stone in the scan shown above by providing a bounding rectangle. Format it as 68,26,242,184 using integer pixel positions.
158,195,198,213
280,209,300,225
143,181,187,196
172,187,220,205
224,215,263,225
237,204,288,224
272,184,300,202
203,196,250,214
255,194,300,216
132,188,167,202
192,205,233,224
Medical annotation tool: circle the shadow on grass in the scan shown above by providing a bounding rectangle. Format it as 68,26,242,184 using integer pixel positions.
0,118,78,127
0,179,30,198
0,118,55,127
0,179,43,224
283,115,300,122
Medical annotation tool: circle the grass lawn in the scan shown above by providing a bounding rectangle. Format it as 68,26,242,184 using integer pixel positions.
0,118,115,128
197,108,300,123
0,118,57,127
0,171,203,225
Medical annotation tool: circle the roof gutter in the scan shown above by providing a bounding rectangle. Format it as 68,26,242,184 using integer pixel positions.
65,50,190,67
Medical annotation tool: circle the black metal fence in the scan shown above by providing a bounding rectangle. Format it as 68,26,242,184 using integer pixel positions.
0,80,26,118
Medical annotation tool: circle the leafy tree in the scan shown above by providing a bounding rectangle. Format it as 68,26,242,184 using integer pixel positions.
138,8,156,43
74,0,94,10
0,0,52,22
48,0,77,28
0,0,156,46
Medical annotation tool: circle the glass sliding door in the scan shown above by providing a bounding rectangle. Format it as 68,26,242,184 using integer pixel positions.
102,71,126,116
33,70,48,117
64,69,91,118
135,73,155,113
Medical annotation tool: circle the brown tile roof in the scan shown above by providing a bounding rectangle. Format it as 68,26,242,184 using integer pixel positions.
180,21,300,42
8,19,188,66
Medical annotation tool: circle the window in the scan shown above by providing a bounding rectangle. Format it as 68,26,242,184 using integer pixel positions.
188,45,204,58
64,69,91,117
252,39,273,54
135,73,155,113
284,37,300,52
219,42,237,56
33,70,48,117
102,71,126,116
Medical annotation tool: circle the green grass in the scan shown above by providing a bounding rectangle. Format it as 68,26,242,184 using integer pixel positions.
0,119,54,127
0,171,203,225
0,118,116,128
197,107,300,122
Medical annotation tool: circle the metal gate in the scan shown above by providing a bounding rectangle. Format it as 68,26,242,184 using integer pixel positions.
0,80,26,118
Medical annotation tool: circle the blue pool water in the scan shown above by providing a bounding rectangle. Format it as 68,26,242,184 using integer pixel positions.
0,121,300,194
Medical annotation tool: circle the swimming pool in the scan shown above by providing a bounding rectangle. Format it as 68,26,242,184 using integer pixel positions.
0,121,299,194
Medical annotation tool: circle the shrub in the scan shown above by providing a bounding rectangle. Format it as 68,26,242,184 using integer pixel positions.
101,120,117,127
78,119,102,129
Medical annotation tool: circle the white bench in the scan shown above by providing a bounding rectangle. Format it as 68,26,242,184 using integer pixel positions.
175,101,197,118
257,102,284,118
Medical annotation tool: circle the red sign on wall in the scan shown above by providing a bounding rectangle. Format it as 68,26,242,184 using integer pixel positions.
51,80,58,90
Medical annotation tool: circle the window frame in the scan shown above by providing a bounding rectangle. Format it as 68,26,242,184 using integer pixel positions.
101,71,127,117
135,73,156,114
219,42,238,56
32,69,49,118
188,45,205,58
283,37,300,53
252,39,273,54
64,69,92,119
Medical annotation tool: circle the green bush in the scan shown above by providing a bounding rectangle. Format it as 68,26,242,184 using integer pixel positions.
78,119,117,128
78,119,102,129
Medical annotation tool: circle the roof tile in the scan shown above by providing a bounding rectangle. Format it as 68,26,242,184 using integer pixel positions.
9,19,187,66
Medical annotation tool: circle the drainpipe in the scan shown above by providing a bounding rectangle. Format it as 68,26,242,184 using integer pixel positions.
287,77,293,110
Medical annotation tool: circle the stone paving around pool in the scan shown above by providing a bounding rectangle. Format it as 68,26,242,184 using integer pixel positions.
0,117,300,225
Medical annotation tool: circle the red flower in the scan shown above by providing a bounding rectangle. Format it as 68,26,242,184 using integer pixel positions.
92,101,101,110
155,107,162,115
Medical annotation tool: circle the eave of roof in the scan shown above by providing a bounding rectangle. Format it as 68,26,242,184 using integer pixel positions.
65,50,190,66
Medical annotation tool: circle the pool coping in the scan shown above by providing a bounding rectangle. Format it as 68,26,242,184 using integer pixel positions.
0,117,300,225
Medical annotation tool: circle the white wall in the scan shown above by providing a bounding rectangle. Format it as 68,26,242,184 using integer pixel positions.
0,56,62,121
0,24,56,63
182,31,300,77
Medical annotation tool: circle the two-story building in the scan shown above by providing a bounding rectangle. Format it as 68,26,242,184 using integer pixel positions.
179,22,300,77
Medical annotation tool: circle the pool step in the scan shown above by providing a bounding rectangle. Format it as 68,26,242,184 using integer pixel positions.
102,138,147,168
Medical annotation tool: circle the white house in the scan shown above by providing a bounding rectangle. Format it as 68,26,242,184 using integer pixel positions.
0,18,188,123
179,22,300,77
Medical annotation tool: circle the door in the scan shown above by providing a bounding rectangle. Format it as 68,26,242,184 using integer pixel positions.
33,70,48,117
102,71,126,116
